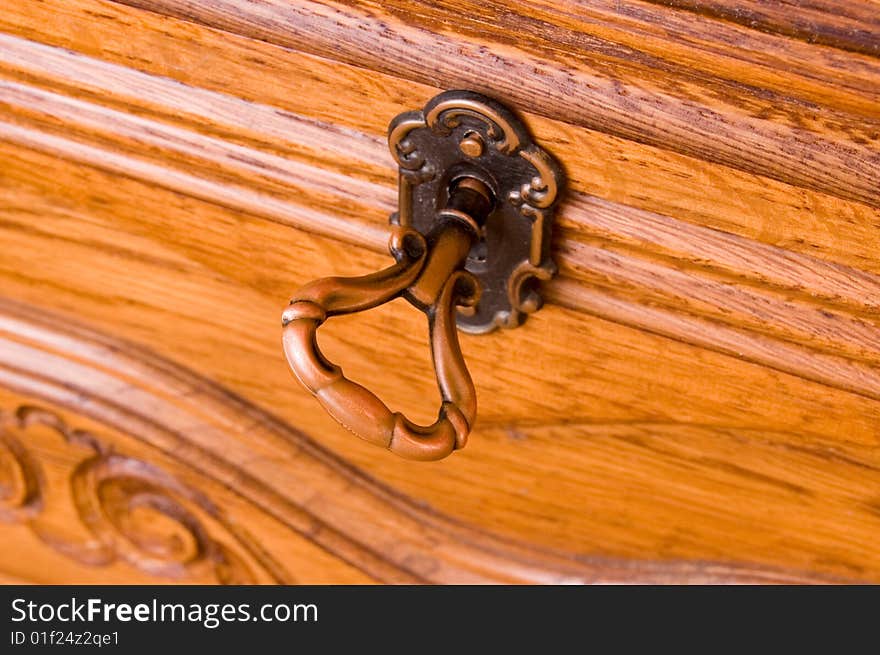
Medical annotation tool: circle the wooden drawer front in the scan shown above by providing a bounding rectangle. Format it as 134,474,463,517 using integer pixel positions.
0,1,878,582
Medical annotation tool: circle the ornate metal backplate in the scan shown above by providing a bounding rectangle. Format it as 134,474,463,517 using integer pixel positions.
388,90,565,333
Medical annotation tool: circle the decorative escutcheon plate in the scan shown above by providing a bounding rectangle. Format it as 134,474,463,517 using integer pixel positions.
388,90,565,333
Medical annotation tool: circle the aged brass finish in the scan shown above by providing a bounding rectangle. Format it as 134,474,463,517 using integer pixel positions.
282,90,564,460
458,130,484,158
388,90,565,333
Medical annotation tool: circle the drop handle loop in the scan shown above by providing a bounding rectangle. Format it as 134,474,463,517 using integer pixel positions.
280,90,564,461
282,219,481,461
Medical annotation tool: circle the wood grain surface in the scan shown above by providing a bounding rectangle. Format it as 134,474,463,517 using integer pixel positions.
4,297,828,583
0,0,879,583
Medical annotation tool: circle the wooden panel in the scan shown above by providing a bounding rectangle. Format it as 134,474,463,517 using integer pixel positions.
0,0,878,582
0,392,369,585
1,2,879,274
2,299,818,583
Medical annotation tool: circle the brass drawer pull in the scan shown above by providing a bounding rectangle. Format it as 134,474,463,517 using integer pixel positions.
282,90,564,460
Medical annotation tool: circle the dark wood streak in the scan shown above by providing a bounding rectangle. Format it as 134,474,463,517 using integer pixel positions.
649,0,880,58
